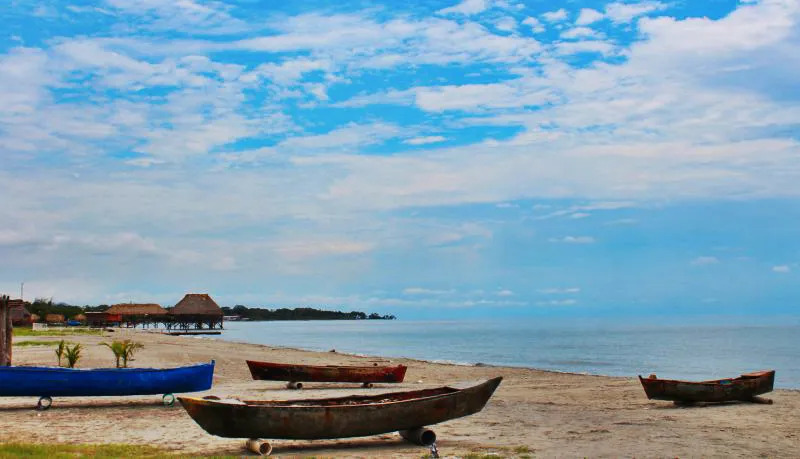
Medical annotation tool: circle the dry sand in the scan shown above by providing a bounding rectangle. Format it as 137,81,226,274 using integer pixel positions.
1,328,798,458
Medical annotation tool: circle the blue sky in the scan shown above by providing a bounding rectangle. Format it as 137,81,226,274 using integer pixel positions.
1,0,799,318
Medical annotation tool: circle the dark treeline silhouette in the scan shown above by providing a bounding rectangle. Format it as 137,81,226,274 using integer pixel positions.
16,298,396,322
221,305,396,321
26,298,108,319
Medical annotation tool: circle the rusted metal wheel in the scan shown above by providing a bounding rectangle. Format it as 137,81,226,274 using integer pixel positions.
36,396,52,411
162,393,176,406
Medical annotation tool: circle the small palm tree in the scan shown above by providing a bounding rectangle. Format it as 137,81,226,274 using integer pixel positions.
100,340,144,368
121,340,144,368
55,340,66,367
65,344,82,368
100,340,125,368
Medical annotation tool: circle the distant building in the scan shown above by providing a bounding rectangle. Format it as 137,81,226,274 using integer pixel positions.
45,313,65,324
85,311,121,328
8,299,32,326
106,303,168,316
105,303,167,328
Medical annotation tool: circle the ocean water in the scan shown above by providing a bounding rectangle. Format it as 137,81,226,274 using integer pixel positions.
214,317,800,389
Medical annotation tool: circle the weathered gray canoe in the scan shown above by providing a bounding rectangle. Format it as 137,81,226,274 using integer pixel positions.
179,377,502,439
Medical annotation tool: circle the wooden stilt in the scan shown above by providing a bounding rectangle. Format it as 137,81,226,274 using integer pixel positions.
0,295,10,366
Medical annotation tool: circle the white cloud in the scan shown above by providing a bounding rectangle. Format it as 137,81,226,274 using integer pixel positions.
404,136,447,145
522,16,545,33
403,287,455,295
414,82,554,112
542,8,568,22
438,0,490,16
555,40,615,56
536,299,578,306
273,240,376,261
605,1,668,24
691,256,720,265
550,236,596,244
561,27,601,40
772,265,791,273
103,0,247,34
539,287,581,294
576,8,604,25
494,16,517,32
496,289,514,296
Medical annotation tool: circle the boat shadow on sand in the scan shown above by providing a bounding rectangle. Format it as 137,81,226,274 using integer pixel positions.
0,399,171,412
215,436,467,457
652,396,774,410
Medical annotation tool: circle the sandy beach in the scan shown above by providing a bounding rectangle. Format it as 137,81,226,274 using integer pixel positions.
1,328,798,458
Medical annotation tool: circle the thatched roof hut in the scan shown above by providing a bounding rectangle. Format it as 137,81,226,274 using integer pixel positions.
45,313,65,324
30,313,40,323
171,294,223,317
9,299,31,326
72,313,87,321
106,303,167,315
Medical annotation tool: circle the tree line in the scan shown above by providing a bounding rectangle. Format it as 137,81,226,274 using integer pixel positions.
20,298,397,321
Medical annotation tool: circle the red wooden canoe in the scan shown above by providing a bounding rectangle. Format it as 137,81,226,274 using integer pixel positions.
246,360,407,385
639,370,775,403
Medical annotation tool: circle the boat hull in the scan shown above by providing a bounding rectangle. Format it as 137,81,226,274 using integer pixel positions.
0,361,214,397
179,376,502,439
246,360,407,383
639,370,775,403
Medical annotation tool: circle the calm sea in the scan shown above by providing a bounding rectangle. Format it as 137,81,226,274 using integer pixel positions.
213,317,800,389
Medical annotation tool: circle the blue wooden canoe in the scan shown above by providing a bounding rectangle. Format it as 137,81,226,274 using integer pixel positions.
0,361,214,397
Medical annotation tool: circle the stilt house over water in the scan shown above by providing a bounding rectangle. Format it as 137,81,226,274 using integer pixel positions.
105,303,167,328
166,294,224,330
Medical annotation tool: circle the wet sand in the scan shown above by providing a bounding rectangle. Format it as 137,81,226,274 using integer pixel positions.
2,328,798,458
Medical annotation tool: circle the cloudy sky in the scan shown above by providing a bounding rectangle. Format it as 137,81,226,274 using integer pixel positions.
1,0,798,317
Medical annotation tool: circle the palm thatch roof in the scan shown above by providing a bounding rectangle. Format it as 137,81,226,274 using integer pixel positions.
9,300,31,324
106,303,167,315
171,294,223,316
45,313,65,323
72,314,87,321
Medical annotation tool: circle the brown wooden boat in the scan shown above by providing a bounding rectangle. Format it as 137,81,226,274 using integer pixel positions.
638,370,775,403
178,377,502,441
246,360,407,388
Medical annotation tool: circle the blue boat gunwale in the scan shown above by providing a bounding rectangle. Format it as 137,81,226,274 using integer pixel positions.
0,361,215,398
1,361,214,373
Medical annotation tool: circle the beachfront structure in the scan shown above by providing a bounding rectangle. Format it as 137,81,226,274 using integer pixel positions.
8,299,32,326
106,303,168,328
45,313,65,324
85,311,122,327
165,294,224,331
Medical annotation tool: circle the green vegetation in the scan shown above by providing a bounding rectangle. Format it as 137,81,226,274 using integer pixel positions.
55,340,67,366
13,340,66,347
24,298,107,321
101,339,144,368
221,305,396,321
14,328,102,337
0,443,167,458
64,343,82,368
